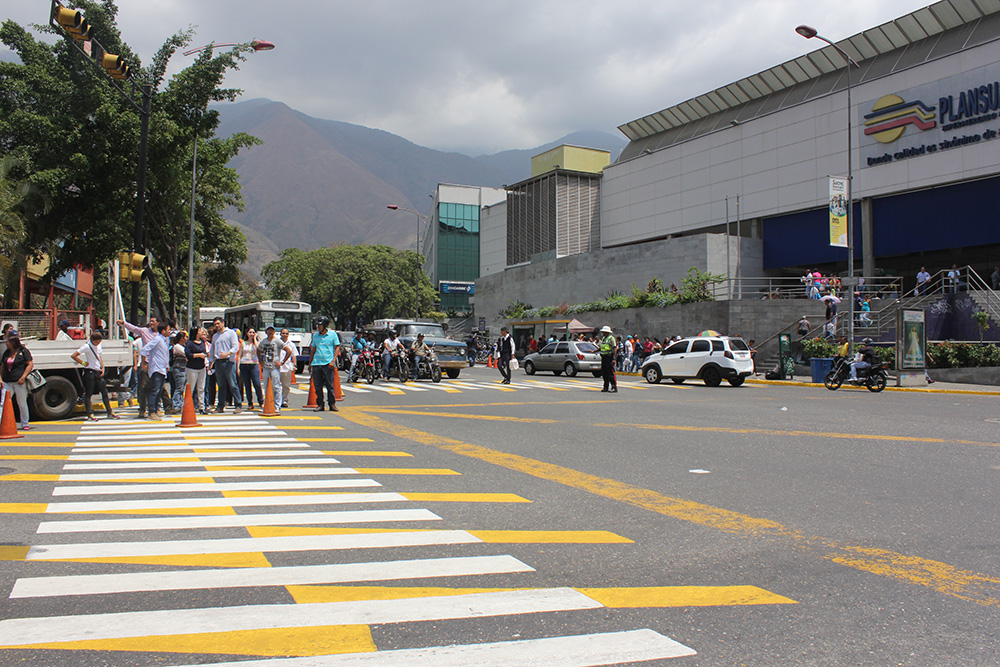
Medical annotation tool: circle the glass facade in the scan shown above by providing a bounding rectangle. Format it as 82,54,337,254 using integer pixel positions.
437,202,480,312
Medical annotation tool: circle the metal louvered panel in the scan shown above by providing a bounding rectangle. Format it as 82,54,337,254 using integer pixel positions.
930,1,965,27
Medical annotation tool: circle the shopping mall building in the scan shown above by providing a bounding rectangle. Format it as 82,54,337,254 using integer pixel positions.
474,0,1000,325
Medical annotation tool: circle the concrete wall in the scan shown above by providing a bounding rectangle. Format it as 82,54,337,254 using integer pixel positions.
479,201,507,277
475,232,762,325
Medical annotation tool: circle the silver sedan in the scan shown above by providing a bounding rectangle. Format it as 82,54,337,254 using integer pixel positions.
521,341,602,377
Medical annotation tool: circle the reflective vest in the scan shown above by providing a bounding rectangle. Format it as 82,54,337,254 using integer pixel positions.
600,335,616,355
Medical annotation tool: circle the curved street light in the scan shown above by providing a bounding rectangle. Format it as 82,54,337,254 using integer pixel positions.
796,24,859,354
387,204,427,257
184,38,274,328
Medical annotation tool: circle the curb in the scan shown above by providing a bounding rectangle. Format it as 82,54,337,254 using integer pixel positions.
744,377,1000,396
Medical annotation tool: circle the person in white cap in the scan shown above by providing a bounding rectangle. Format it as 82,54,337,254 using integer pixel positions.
598,325,617,392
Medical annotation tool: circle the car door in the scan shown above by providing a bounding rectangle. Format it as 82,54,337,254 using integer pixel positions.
554,342,571,372
536,343,557,371
657,340,690,377
684,338,712,376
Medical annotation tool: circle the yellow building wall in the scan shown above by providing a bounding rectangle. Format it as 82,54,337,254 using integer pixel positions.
531,145,610,177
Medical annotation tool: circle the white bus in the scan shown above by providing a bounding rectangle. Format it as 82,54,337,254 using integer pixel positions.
224,301,313,371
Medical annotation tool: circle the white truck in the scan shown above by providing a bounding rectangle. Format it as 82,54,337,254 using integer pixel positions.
28,337,134,420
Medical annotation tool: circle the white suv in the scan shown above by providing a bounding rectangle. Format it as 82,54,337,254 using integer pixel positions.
641,336,753,387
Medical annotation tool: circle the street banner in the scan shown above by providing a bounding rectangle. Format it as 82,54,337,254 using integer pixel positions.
829,176,848,248
900,309,926,370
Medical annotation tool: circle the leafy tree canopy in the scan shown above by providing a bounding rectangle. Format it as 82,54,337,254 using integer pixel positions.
263,245,436,328
0,1,259,322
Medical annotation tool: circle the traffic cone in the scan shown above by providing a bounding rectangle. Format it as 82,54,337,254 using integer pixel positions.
291,370,297,385
0,391,24,440
333,367,344,402
261,376,279,416
304,376,318,409
177,385,202,428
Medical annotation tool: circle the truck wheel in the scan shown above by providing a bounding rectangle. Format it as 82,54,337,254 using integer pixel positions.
32,375,77,420
446,368,460,379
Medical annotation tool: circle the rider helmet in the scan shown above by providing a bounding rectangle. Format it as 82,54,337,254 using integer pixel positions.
862,337,872,344
316,316,330,328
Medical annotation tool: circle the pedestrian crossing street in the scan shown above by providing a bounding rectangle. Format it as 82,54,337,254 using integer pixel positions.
0,412,794,664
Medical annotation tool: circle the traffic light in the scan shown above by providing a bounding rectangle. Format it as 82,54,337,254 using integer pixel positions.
101,52,129,81
55,7,92,42
118,252,145,282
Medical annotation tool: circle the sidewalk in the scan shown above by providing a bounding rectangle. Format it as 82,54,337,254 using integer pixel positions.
745,376,1000,395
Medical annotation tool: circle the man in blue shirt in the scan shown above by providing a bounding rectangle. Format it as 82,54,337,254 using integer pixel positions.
140,322,171,420
209,317,242,414
310,316,341,412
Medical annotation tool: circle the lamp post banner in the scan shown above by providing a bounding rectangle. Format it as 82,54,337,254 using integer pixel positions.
828,176,848,248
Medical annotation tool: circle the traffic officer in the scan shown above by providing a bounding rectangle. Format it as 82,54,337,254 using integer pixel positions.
599,325,617,393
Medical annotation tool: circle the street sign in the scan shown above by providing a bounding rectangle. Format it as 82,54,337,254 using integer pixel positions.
478,317,486,331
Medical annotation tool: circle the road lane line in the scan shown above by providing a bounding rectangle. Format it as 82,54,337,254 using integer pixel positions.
67,450,332,461
10,554,533,598
63,457,340,469
43,492,409,514
0,588,603,647
36,508,441,534
358,408,558,424
55,468,359,481
51,479,381,495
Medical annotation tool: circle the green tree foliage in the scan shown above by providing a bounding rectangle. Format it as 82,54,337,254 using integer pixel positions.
0,3,257,320
263,245,436,327
0,156,29,287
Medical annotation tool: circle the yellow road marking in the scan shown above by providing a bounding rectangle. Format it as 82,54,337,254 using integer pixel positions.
287,585,793,607
399,492,530,503
12,625,373,656
261,415,322,419
298,438,374,443
0,431,82,436
0,503,48,513
339,407,1000,607
524,380,570,391
0,474,59,481
245,527,628,543
320,451,413,457
594,422,1000,449
358,408,559,424
0,454,69,460
270,425,344,430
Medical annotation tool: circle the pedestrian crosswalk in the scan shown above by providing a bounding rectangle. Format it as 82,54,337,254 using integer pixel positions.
328,376,662,395
0,411,789,663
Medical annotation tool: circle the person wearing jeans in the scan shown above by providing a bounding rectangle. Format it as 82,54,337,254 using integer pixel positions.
238,329,264,410
309,316,340,412
1,332,33,430
209,317,242,414
117,317,159,418
140,323,171,420
258,326,291,414
185,327,208,414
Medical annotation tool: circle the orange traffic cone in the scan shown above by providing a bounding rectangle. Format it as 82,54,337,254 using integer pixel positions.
177,385,202,428
261,376,279,416
487,355,494,368
0,391,24,440
304,376,318,409
291,370,297,385
333,367,344,402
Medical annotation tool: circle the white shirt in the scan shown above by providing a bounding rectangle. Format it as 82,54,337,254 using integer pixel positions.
75,342,102,371
57,330,73,341
383,337,403,351
280,340,299,372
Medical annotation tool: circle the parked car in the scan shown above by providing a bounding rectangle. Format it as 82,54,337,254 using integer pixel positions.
640,335,753,386
522,340,602,377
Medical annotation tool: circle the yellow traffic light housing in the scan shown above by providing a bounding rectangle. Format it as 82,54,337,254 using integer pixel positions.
101,53,130,80
118,252,145,282
55,7,92,42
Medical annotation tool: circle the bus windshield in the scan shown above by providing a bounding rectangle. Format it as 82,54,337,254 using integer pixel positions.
264,312,311,332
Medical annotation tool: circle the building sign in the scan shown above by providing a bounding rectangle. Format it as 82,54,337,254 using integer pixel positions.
439,281,475,295
861,62,1000,168
828,177,848,248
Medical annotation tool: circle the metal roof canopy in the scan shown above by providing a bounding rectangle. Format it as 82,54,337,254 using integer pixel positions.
618,0,1000,141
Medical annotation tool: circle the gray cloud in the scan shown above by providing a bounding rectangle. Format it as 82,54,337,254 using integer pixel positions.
2,0,933,153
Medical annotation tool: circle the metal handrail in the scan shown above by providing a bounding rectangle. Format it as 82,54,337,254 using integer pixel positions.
711,274,903,300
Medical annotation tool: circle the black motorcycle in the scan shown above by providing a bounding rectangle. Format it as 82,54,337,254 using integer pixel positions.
824,356,889,393
409,348,443,383
385,349,409,383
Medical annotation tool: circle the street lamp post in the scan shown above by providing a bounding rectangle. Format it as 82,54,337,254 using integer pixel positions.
386,205,427,258
184,39,274,328
796,24,859,352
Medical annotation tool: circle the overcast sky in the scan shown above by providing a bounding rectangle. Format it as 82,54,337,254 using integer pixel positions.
3,0,936,154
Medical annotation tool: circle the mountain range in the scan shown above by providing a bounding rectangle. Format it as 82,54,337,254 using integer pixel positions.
215,99,627,274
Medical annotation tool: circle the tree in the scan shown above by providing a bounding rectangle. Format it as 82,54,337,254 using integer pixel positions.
0,156,28,289
263,245,436,328
0,2,257,321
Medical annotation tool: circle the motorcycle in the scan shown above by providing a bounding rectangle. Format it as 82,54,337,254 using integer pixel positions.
349,348,377,384
409,348,443,383
385,349,409,383
824,356,889,393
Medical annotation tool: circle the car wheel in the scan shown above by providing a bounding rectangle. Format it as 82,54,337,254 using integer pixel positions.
644,366,661,384
446,368,460,379
701,366,722,387
671,378,685,384
564,362,577,377
524,361,536,375
727,376,745,387
31,375,77,420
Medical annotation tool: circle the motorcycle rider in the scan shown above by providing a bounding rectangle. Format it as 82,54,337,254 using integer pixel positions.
348,330,365,379
410,333,431,374
848,337,876,381
381,329,405,379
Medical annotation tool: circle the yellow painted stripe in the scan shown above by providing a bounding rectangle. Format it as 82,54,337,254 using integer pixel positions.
578,586,796,607
287,585,793,607
278,426,345,430
0,432,82,436
321,451,413,457
12,624,373,656
353,468,458,475
40,552,271,568
594,421,1000,449
470,530,631,544
524,381,570,391
399,492,530,503
359,408,559,424
0,454,69,460
0,546,30,560
0,474,59,481
0,503,48,513
339,407,1000,607
264,415,322,420
73,477,215,484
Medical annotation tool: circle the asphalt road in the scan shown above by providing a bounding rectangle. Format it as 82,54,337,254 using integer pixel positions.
0,364,997,666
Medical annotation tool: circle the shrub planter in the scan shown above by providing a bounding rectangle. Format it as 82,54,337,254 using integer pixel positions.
927,366,1000,385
